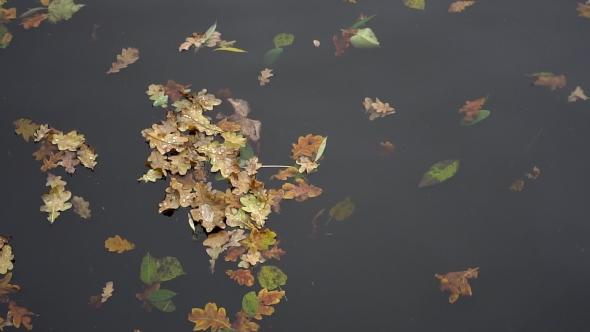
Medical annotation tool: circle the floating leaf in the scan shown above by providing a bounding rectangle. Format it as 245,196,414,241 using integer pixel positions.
156,256,185,282
419,159,460,188
403,0,425,10
257,265,287,290
242,291,259,317
350,28,379,49
151,298,176,312
152,95,168,107
188,302,232,331
460,110,490,126
47,0,85,23
214,47,247,53
140,252,158,285
0,23,11,49
348,14,376,30
263,48,283,65
326,196,355,225
315,136,328,161
273,33,294,48
146,289,176,302
105,235,135,253
204,21,217,41
435,267,479,303
0,245,14,274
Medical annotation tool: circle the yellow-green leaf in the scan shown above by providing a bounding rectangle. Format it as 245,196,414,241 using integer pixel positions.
214,47,247,53
326,197,355,225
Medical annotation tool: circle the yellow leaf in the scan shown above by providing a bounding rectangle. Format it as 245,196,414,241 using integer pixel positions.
104,235,135,253
188,302,231,331
326,196,355,225
214,47,247,53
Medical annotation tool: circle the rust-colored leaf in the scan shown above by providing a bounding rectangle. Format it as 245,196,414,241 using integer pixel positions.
291,134,324,160
435,267,479,303
282,178,322,202
269,166,299,181
0,273,20,303
13,118,40,142
251,288,285,320
378,141,396,156
8,301,35,330
333,29,354,56
226,269,254,286
224,245,246,262
458,97,486,122
260,240,286,261
164,79,188,102
0,7,16,23
232,310,260,332
509,178,524,191
533,74,566,90
449,1,475,13
20,13,48,29
188,302,232,332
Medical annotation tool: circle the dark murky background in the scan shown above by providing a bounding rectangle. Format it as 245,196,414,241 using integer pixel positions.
1,0,590,331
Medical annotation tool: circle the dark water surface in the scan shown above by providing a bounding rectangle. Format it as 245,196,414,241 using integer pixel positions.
2,0,590,331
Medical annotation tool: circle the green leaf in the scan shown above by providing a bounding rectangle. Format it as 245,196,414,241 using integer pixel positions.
460,110,490,127
156,257,185,282
140,252,158,285
152,95,168,107
348,14,376,30
0,23,10,49
403,0,425,10
146,289,177,302
328,197,355,222
529,72,554,77
237,143,255,167
418,159,460,188
242,291,260,317
257,265,287,290
315,136,327,161
150,299,176,312
47,0,85,23
350,28,379,49
273,33,294,48
263,48,283,65
204,21,217,41
214,47,247,53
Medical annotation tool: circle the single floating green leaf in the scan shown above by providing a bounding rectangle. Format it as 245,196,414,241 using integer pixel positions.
460,110,490,127
204,21,217,41
146,289,177,302
47,0,86,23
152,95,168,107
348,14,376,30
403,0,425,10
155,256,185,282
214,47,247,53
258,265,287,290
263,48,283,65
140,252,158,285
273,33,294,49
350,28,380,49
315,136,328,161
419,159,460,188
150,299,176,312
242,291,260,317
326,196,355,225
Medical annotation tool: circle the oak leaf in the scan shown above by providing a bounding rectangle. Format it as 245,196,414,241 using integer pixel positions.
378,141,396,156
0,245,14,274
32,139,56,160
40,151,64,172
8,301,35,330
533,74,566,90
568,86,588,102
164,79,188,102
20,13,48,29
362,97,395,120
449,1,475,13
258,68,273,86
46,173,66,188
34,124,51,142
224,245,246,262
291,134,324,160
296,156,318,173
106,47,139,74
188,302,232,332
239,248,262,269
282,178,323,202
105,235,135,253
77,143,98,169
333,30,353,56
269,166,299,180
0,273,20,303
72,196,91,218
232,310,260,332
260,240,286,261
13,118,39,142
435,267,479,303
458,97,485,122
40,185,72,223
251,288,285,320
223,98,261,143
509,179,524,191
58,151,79,174
102,281,114,302
0,8,16,23
226,269,254,286
242,228,276,252
51,130,85,151
577,3,590,18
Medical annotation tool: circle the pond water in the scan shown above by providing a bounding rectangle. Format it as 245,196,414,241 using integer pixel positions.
1,0,590,331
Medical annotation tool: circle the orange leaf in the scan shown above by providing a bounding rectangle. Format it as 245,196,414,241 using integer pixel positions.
226,269,254,286
458,97,485,122
20,14,48,29
533,74,566,90
291,134,325,160
188,302,232,332
333,30,353,56
8,301,35,330
232,310,260,331
0,8,16,23
224,245,246,262
448,1,475,13
104,235,135,253
251,288,285,320
269,166,299,181
434,267,479,303
282,178,322,202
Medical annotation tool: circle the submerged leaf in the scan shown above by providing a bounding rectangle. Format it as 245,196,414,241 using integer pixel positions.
419,159,460,188
263,48,283,65
326,196,355,225
350,28,379,48
435,267,479,303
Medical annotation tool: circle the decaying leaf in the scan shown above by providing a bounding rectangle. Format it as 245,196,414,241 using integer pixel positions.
226,269,255,286
333,29,353,56
105,235,135,253
0,7,16,23
40,185,72,223
449,1,474,12
217,98,262,143
106,47,139,74
258,68,273,86
72,196,91,218
378,141,396,156
326,196,355,225
251,288,285,320
362,97,395,120
257,265,287,290
0,245,14,274
509,178,524,191
435,267,479,303
188,302,232,331
532,74,566,90
568,86,589,102
260,239,286,261
8,301,35,330
291,134,325,160
20,13,48,29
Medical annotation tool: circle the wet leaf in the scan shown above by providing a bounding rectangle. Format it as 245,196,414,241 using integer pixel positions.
291,134,325,160
140,252,158,285
449,1,475,13
362,97,395,120
257,265,287,290
403,0,425,10
40,185,72,223
333,30,353,56
20,13,48,28
105,235,135,253
13,118,39,142
0,273,20,299
106,47,139,74
51,130,85,151
273,33,294,48
102,281,114,303
0,7,16,23
326,196,355,225
281,178,322,202
156,256,185,282
153,95,168,107
47,0,85,23
226,269,254,286
315,136,328,161
435,267,479,303
458,96,486,122
263,47,283,65
72,196,91,218
251,288,285,320
8,301,35,329
348,14,376,30
188,302,232,331
0,23,11,49
260,239,286,261
0,245,14,274
350,28,379,48
460,110,490,126
214,47,247,52
258,68,273,86
568,86,588,102
532,73,566,90
242,291,259,317
419,159,460,188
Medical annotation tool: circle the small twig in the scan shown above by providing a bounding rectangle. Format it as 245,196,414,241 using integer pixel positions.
524,127,543,155
278,285,288,301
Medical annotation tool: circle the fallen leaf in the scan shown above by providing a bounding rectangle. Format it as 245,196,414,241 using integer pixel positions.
362,97,395,120
435,267,479,303
40,151,64,172
40,185,72,223
51,130,85,151
106,47,139,74
258,68,273,86
449,1,475,13
72,196,91,218
291,134,325,160
568,86,588,102
0,8,16,23
188,302,232,332
458,97,485,122
525,166,540,180
333,30,353,56
232,310,260,331
0,245,14,275
509,178,524,191
403,0,425,10
105,235,135,253
20,13,48,28
226,269,254,286
0,273,20,303
257,265,287,290
533,74,566,90
260,240,286,261
350,28,379,48
13,118,39,142
102,281,114,302
77,143,98,169
219,98,262,143
47,0,85,23
8,301,35,330
282,178,322,202
577,2,590,18
326,197,355,225
46,173,66,188
378,141,396,156
419,159,460,188
58,151,79,174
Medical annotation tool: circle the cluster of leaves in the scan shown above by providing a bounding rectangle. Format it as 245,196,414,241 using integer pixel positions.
449,1,475,13
179,21,245,53
262,33,294,65
0,0,85,48
14,118,95,223
435,267,479,303
509,166,541,191
136,253,185,313
88,281,114,308
0,236,36,330
458,96,490,126
189,266,287,332
333,14,379,56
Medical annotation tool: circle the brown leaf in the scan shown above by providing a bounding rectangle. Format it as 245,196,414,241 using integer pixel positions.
435,267,479,303
0,8,16,23
448,1,475,13
509,178,524,191
0,273,20,303
533,74,566,90
164,79,188,102
72,196,91,219
378,141,396,156
58,151,80,174
40,151,64,172
282,178,322,202
8,301,35,330
577,3,590,18
232,310,260,332
136,282,160,312
258,68,273,86
20,13,48,29
13,118,40,142
32,139,56,160
260,240,286,261
188,302,232,332
333,30,353,56
106,47,139,74
104,235,135,253
458,97,485,122
224,245,246,262
226,269,254,286
77,143,98,169
269,166,299,181
251,288,285,320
